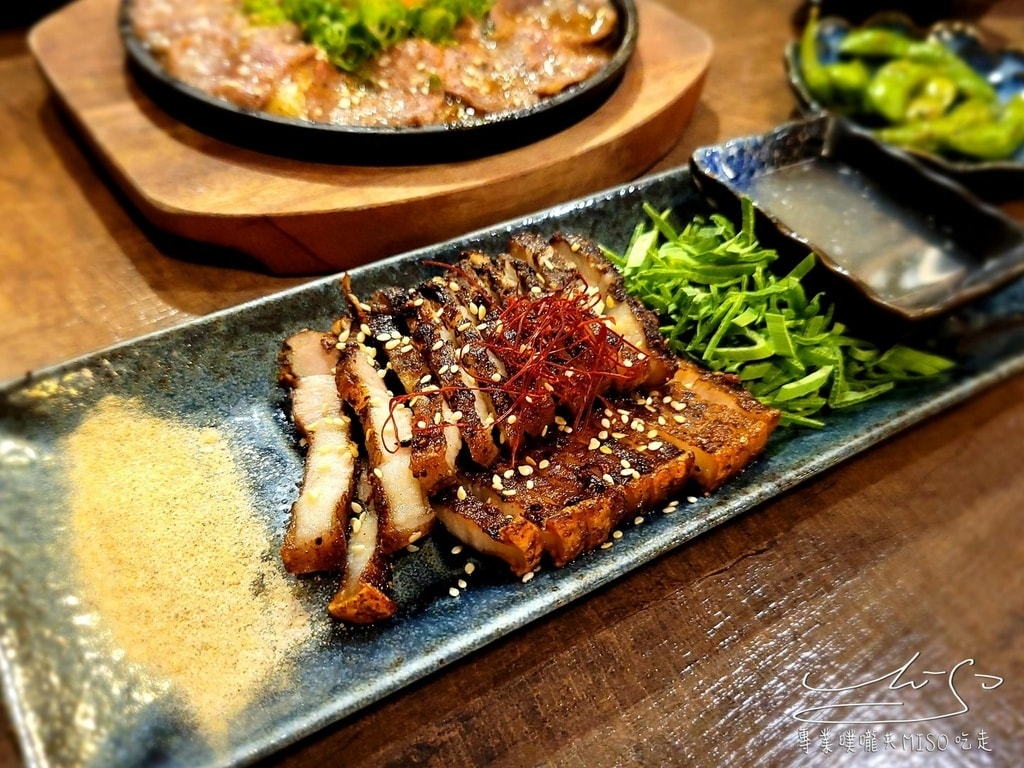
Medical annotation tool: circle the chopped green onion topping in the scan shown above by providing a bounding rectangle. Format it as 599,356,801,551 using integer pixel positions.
603,198,955,427
243,0,494,72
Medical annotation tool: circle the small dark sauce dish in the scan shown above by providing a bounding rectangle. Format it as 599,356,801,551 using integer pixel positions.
784,11,1024,202
118,0,638,165
690,115,1024,327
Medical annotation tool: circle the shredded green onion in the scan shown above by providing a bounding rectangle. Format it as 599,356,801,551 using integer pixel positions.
603,198,955,428
242,0,493,72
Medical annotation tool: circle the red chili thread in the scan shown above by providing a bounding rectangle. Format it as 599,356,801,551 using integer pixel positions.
386,278,644,463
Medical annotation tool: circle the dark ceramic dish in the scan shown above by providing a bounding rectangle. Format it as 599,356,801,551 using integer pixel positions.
117,0,638,164
690,115,1024,323
795,0,996,28
4,165,1024,768
784,11,1024,201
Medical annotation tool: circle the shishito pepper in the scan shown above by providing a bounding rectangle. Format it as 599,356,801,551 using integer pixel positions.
875,98,997,153
800,7,834,104
904,75,958,121
837,27,914,58
865,59,937,122
904,41,997,103
798,15,1022,160
943,94,1024,160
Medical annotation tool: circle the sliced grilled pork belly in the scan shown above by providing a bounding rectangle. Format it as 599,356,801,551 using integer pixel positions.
405,290,502,468
673,358,781,425
347,284,462,496
328,466,398,624
456,251,535,306
509,232,676,393
278,329,355,575
450,255,559,440
336,337,435,553
422,275,558,453
640,368,779,493
433,487,545,576
450,403,694,567
548,233,678,387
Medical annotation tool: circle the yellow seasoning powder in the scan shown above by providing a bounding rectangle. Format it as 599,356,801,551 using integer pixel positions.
66,395,312,740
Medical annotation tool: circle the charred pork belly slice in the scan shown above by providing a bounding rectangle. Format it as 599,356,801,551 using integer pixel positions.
278,330,355,575
548,233,678,387
450,402,694,567
433,487,545,577
509,233,676,393
345,283,462,496
451,254,559,437
336,337,435,553
420,275,555,452
405,290,502,468
674,358,782,426
456,251,534,306
640,368,779,493
328,466,398,624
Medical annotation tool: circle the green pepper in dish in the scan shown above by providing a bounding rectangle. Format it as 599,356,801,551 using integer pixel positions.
837,27,913,58
865,59,937,122
943,94,1024,160
800,7,834,104
904,41,997,103
904,75,958,121
875,98,996,152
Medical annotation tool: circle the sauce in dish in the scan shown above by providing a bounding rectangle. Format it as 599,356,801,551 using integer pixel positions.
744,159,973,307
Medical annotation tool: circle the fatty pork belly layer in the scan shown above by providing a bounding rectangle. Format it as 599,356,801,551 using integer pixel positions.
278,232,779,620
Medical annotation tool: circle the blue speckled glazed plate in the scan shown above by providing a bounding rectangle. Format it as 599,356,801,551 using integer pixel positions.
3,166,1024,768
784,11,1024,201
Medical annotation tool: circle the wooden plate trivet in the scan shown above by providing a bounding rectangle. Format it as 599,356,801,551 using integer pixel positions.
29,0,713,275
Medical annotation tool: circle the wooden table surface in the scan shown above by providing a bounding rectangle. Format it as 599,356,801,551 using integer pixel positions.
2,1,1023,766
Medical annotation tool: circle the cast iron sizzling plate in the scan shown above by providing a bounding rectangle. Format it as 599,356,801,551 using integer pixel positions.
784,10,1024,201
117,0,638,164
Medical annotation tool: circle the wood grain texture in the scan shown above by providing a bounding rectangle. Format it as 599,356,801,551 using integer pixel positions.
3,1,1024,767
27,0,712,274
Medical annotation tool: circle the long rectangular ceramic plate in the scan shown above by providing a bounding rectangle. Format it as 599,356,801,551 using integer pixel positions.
3,165,1024,768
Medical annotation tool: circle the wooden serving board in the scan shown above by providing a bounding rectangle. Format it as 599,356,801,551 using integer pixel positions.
29,0,713,275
